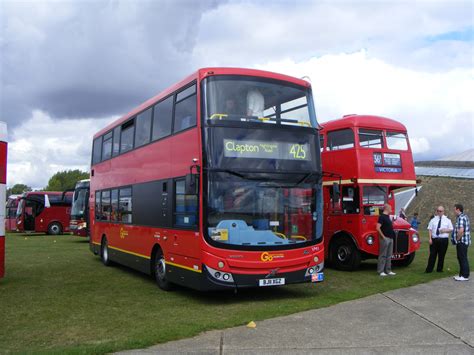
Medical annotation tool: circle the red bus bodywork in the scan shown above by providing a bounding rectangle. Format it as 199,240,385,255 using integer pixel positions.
70,179,90,237
90,67,325,291
320,115,420,270
16,191,73,235
5,195,20,232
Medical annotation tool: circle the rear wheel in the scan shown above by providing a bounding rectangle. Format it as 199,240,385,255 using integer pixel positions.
331,236,361,271
47,222,62,235
153,249,173,291
393,252,416,267
101,237,112,266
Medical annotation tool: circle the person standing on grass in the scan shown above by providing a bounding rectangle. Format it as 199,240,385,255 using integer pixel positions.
410,212,420,230
452,204,471,281
425,206,453,273
376,203,396,277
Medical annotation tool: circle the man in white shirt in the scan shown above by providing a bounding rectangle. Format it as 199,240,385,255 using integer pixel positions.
247,89,265,118
425,206,453,273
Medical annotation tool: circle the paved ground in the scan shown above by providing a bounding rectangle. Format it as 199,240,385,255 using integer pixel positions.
119,277,474,354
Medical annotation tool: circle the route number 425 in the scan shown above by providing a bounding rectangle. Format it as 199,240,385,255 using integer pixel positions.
290,144,306,160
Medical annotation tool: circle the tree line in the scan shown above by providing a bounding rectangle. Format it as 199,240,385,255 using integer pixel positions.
6,169,89,197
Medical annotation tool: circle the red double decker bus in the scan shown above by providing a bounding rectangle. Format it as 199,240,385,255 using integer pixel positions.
16,191,73,235
69,179,90,237
89,67,324,291
5,195,20,232
320,115,420,270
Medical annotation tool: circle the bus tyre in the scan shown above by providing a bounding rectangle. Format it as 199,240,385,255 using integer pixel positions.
101,238,112,266
153,250,173,291
331,237,361,271
47,222,63,235
393,252,415,267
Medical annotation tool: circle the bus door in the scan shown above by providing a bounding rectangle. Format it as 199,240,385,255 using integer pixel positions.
24,200,36,231
327,185,360,236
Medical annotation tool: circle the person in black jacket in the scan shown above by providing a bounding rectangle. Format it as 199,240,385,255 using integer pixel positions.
376,204,397,277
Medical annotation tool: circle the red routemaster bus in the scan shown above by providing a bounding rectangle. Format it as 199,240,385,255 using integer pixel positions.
70,179,90,237
16,191,73,235
5,195,20,232
90,67,324,291
320,115,420,270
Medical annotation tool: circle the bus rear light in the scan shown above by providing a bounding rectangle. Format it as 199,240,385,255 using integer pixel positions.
218,261,225,268
366,235,375,245
313,256,319,263
206,265,234,283
412,234,419,243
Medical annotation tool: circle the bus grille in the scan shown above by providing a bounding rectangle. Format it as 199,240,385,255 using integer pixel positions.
394,231,409,254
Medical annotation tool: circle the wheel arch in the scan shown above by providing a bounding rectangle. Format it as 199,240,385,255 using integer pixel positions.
150,243,164,275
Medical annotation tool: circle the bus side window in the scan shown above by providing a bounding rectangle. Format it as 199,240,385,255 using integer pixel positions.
119,188,132,224
174,84,196,133
120,120,135,154
95,192,101,220
174,179,197,228
342,187,359,214
135,108,152,148
92,137,102,164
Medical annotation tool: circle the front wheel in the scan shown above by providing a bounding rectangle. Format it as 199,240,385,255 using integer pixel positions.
331,237,361,271
47,222,63,235
153,250,173,291
393,252,416,267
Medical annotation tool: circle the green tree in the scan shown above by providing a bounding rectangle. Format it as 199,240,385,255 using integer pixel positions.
44,170,89,191
6,183,32,197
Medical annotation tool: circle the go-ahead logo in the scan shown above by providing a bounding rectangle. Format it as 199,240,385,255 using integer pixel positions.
260,252,284,262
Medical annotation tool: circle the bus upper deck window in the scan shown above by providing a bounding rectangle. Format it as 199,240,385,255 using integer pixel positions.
386,132,408,150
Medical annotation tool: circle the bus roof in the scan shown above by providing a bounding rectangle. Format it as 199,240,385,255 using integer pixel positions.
94,67,312,138
320,114,407,132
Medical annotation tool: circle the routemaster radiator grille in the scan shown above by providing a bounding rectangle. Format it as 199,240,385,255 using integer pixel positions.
394,231,409,254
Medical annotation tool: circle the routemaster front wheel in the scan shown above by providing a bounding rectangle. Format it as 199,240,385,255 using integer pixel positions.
331,237,361,271
153,250,173,291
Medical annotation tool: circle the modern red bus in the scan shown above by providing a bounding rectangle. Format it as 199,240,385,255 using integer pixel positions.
90,67,324,291
320,114,420,270
0,121,6,279
5,195,20,232
16,191,73,235
70,179,90,237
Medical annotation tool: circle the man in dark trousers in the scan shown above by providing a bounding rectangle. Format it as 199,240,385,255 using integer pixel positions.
425,206,453,273
452,204,471,281
376,203,396,276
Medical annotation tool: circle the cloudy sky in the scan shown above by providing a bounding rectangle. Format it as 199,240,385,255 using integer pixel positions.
1,0,473,188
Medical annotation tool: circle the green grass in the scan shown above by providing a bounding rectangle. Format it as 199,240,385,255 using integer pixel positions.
1,231,472,353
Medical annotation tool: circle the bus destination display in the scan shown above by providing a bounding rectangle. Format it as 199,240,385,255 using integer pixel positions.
224,139,310,161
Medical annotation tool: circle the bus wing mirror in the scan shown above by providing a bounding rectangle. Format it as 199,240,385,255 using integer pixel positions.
185,173,198,195
332,182,340,202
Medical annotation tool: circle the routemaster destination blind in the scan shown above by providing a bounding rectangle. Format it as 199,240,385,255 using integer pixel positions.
223,139,310,161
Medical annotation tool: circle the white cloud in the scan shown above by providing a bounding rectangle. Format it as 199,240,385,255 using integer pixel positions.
257,50,474,158
7,110,115,188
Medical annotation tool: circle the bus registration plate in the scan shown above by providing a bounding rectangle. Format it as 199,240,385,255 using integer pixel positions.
259,278,285,286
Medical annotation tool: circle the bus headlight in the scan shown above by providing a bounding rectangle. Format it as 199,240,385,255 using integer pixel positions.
205,265,234,283
412,234,419,243
366,235,375,245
